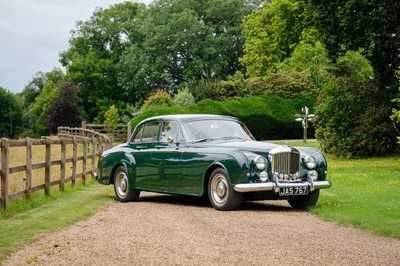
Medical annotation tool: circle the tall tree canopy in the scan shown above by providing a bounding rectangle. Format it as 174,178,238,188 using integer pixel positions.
118,0,261,103
60,2,146,121
308,0,400,91
241,0,316,77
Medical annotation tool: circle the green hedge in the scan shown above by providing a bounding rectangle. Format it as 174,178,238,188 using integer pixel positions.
131,95,316,140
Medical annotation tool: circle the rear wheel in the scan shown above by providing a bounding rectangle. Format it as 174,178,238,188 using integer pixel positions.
114,166,140,202
208,168,242,211
288,189,320,209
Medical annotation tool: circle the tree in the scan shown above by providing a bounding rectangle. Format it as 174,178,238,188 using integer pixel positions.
118,0,260,102
173,88,195,107
26,69,65,136
315,51,397,158
308,0,400,92
60,2,146,121
141,89,173,112
240,0,316,77
18,71,46,111
0,87,23,138
104,105,120,125
44,82,82,134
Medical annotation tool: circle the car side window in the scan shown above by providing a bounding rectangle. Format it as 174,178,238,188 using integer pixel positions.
131,125,143,143
160,121,179,143
141,122,161,143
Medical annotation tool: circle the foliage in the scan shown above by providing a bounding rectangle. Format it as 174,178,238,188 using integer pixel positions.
133,94,314,140
104,105,120,125
308,0,400,91
172,88,195,107
141,89,173,112
60,2,146,121
43,82,82,134
186,78,221,102
18,71,46,111
277,42,332,88
253,71,318,99
25,69,65,136
0,87,23,138
240,0,315,77
118,0,260,103
187,72,253,102
315,51,397,158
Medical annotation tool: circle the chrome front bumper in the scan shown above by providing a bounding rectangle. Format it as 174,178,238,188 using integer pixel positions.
233,179,331,193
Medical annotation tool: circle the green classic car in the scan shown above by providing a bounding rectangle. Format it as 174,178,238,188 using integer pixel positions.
96,114,331,210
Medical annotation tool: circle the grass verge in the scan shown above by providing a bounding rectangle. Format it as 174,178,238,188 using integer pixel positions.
0,179,114,262
275,140,400,239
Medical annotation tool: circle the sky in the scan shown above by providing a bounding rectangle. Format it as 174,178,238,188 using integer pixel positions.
0,0,152,93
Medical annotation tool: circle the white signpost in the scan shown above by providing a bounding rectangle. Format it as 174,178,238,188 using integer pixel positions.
295,106,315,143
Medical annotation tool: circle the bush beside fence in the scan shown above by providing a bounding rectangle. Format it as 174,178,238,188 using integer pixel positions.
0,131,112,209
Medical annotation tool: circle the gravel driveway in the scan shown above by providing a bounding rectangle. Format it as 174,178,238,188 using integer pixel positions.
3,192,400,265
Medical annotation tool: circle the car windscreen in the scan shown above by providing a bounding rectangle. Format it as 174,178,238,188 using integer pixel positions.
183,119,254,142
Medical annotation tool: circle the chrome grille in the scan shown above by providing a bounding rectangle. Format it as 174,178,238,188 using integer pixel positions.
272,152,300,181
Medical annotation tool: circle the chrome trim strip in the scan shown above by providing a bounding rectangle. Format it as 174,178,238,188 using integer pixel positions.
233,180,331,193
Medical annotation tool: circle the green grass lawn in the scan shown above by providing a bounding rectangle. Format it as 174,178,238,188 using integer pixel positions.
275,140,400,239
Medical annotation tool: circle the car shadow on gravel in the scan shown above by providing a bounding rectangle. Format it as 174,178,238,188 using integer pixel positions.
132,193,299,212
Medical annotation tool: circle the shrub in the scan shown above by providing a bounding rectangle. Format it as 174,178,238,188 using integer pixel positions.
141,89,173,112
315,51,398,158
173,88,195,107
132,94,314,140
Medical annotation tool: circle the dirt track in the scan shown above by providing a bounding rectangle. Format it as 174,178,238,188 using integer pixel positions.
3,192,400,265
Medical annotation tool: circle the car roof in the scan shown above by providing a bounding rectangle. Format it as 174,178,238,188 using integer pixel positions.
140,114,239,124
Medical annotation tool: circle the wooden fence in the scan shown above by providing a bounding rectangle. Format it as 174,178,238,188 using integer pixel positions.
81,121,132,142
0,133,112,209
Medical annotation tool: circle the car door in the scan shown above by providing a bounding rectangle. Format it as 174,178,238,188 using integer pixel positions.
128,121,161,189
150,120,186,193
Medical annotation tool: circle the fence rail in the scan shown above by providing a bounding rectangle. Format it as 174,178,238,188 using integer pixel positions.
82,121,132,142
0,133,112,209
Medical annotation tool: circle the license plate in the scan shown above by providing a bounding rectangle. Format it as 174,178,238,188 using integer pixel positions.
279,186,308,196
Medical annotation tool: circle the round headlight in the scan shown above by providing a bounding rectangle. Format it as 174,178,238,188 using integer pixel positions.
254,156,266,171
305,155,317,169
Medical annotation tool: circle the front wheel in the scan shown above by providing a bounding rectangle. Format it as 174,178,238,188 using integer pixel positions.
114,166,140,202
288,189,320,209
208,168,242,211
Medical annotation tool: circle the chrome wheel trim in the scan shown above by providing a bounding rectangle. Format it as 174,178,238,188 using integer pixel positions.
115,171,129,199
211,173,229,206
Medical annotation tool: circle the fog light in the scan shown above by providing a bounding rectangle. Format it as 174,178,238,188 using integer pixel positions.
260,171,268,182
308,170,318,180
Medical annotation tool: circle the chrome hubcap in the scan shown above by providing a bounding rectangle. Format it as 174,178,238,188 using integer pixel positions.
211,173,229,206
116,171,128,198
216,181,227,198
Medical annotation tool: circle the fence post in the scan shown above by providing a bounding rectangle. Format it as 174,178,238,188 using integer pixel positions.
81,121,87,138
127,122,132,142
60,139,66,192
72,137,77,187
25,138,32,198
1,138,10,209
82,138,88,185
45,137,51,195
91,137,96,176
